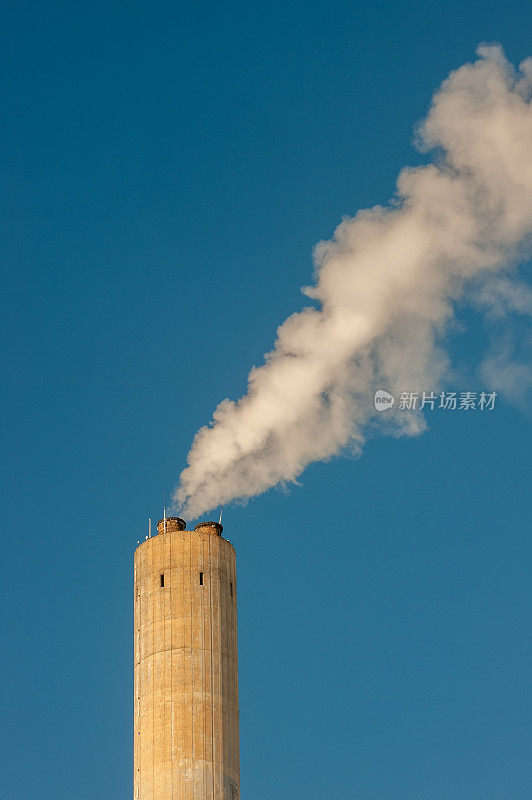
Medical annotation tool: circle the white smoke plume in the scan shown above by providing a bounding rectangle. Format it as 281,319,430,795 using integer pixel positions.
176,45,532,519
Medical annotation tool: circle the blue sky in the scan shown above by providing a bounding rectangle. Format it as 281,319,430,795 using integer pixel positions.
1,1,531,798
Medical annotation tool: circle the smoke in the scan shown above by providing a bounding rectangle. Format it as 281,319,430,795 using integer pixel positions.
175,44,532,519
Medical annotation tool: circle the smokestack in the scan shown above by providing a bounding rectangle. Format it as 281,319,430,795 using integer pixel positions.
134,518,240,799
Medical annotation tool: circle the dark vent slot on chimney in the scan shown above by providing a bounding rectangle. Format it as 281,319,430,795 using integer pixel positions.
230,582,233,597
160,574,165,588
199,572,204,585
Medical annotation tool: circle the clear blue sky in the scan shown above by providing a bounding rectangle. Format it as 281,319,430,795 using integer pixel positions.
1,1,531,798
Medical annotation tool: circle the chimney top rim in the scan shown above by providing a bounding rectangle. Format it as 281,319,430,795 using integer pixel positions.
156,516,186,531
194,521,223,535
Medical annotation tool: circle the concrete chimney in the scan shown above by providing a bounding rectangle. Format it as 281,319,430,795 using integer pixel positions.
134,518,240,799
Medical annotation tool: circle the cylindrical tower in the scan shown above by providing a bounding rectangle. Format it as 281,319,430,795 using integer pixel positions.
134,517,240,800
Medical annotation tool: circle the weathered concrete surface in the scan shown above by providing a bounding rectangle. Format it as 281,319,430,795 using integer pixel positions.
134,518,240,800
